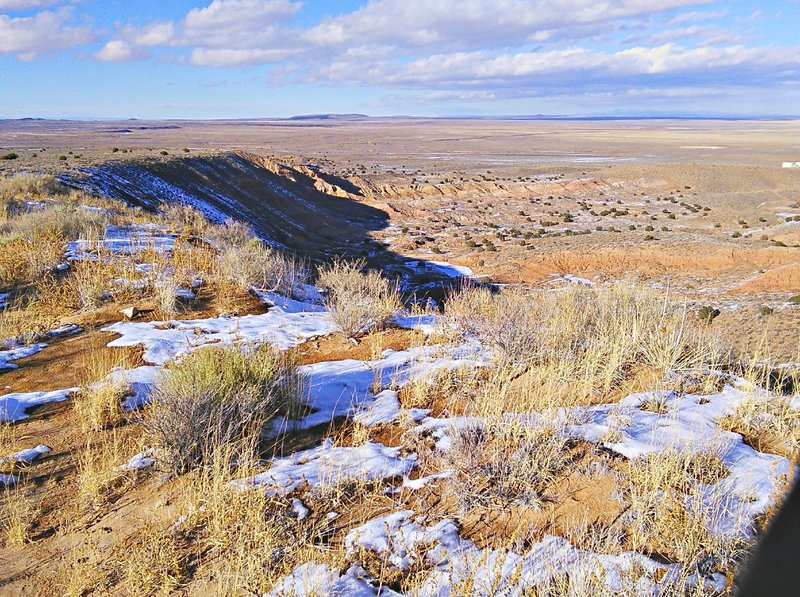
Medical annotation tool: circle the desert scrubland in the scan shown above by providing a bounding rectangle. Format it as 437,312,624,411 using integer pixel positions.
0,117,798,595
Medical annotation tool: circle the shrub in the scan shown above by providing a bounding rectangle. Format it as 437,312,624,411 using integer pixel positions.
759,305,774,317
697,305,721,323
317,259,400,337
789,295,800,305
143,344,303,473
0,153,18,160
217,238,308,298
442,418,572,510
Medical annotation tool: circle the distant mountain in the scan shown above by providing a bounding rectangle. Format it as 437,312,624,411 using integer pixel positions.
289,113,370,121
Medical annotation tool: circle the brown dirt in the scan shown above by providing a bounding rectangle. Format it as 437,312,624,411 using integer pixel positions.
295,328,422,366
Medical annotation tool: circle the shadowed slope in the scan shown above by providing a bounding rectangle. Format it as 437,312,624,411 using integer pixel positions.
69,152,386,257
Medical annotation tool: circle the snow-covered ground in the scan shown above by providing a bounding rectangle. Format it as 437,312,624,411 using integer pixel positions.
0,324,81,371
104,295,336,366
65,224,177,260
94,280,797,594
0,387,78,422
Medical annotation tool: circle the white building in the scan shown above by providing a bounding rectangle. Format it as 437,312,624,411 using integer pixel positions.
783,162,800,168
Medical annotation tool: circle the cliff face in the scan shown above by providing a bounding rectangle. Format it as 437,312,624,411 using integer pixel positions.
69,152,388,256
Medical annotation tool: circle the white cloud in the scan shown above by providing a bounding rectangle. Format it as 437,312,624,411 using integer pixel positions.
0,7,93,58
94,39,147,62
303,43,800,93
303,0,710,51
128,22,175,47
72,0,800,110
190,46,300,66
183,0,300,35
0,1,68,8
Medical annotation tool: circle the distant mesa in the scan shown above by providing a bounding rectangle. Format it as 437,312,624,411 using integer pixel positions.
104,125,181,133
289,113,370,121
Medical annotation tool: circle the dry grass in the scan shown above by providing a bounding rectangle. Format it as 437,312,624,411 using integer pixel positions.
720,392,800,460
116,522,188,595
74,348,136,433
217,237,308,299
0,173,68,200
318,258,400,338
75,435,133,510
446,284,724,407
53,542,111,597
626,448,743,570
143,343,304,474
1,488,40,546
169,444,354,595
439,416,574,510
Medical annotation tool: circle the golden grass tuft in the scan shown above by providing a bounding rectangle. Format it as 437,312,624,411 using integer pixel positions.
445,283,724,408
318,258,401,338
1,488,40,547
74,347,136,433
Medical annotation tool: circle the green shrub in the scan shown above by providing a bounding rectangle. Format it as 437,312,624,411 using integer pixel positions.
144,344,303,473
697,306,721,323
1,153,18,160
789,295,800,305
759,306,774,317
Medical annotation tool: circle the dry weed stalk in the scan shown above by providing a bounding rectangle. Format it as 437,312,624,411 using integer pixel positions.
318,258,400,338
74,348,135,433
1,487,40,546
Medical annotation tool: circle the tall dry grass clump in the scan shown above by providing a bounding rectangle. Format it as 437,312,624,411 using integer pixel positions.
161,203,210,237
217,238,308,298
0,202,106,288
74,348,136,433
625,448,745,575
446,284,723,407
143,343,304,474
318,258,400,338
0,173,68,201
1,488,40,547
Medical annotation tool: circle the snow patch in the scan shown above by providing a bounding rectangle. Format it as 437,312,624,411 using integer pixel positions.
104,302,336,366
0,388,78,422
231,439,416,496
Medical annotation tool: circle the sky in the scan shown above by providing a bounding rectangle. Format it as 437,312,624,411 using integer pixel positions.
0,0,798,119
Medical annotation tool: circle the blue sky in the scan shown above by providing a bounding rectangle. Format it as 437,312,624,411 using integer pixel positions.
0,0,798,118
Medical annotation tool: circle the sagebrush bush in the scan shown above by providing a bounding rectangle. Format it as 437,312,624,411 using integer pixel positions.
143,344,304,473
217,238,308,298
317,258,400,337
442,418,572,509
